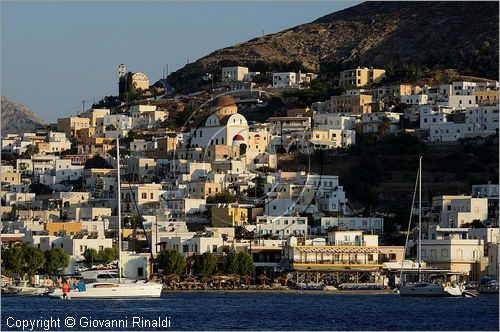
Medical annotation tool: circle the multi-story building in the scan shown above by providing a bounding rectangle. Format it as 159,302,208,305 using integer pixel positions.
255,216,308,238
339,67,385,87
330,94,372,114
221,66,249,82
431,195,488,228
57,117,90,138
211,203,251,227
318,217,384,234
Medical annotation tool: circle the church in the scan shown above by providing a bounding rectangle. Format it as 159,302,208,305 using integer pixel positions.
188,95,249,152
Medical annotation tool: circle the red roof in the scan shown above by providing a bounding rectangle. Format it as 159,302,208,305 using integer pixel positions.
233,134,244,141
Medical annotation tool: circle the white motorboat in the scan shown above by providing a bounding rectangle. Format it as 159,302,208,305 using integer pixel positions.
399,281,463,297
6,280,49,296
48,137,162,299
48,280,163,299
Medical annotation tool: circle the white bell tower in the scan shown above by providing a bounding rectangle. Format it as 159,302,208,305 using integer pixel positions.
118,64,126,79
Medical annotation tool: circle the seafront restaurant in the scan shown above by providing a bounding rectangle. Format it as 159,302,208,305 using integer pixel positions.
281,233,404,287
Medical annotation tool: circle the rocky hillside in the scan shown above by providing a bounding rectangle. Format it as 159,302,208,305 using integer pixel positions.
1,96,48,135
168,1,498,91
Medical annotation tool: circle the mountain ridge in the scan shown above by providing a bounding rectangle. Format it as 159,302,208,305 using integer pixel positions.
1,96,48,135
168,1,499,91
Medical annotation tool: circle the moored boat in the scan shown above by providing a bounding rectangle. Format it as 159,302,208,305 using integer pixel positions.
48,137,162,299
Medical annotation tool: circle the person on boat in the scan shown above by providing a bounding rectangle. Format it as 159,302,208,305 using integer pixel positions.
62,281,70,294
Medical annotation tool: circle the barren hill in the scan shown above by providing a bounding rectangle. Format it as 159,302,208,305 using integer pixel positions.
168,1,499,91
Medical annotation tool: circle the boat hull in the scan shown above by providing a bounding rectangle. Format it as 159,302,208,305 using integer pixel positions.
6,286,49,296
399,283,462,297
48,281,163,299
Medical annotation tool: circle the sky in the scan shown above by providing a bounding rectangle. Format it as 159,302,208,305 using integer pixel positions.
1,1,358,122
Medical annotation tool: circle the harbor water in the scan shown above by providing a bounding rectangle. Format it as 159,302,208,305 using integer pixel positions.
2,292,498,331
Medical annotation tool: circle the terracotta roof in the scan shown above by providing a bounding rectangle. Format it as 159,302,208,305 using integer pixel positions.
233,134,244,141
214,95,236,108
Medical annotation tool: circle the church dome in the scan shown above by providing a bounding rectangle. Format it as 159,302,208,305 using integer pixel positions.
214,95,236,108
233,134,245,141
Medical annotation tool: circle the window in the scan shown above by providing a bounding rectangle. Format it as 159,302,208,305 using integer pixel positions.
142,193,147,199
137,267,144,277
183,245,189,253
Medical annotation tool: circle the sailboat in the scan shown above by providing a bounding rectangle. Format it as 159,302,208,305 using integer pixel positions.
49,137,163,299
398,156,463,297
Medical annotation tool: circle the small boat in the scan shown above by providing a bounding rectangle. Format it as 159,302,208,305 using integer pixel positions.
477,279,499,294
5,280,49,296
462,289,478,298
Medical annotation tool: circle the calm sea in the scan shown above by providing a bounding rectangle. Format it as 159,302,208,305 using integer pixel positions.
1,292,498,331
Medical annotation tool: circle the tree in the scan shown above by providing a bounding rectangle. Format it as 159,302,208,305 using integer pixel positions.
237,251,254,276
99,247,118,263
194,252,217,276
157,249,186,275
93,176,104,199
29,183,53,195
83,248,99,265
83,247,118,266
225,252,240,274
44,248,70,275
84,156,112,169
462,220,485,228
2,245,25,277
23,246,46,279
206,192,237,204
20,145,39,159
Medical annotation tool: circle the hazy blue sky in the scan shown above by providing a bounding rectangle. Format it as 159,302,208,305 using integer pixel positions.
1,1,358,122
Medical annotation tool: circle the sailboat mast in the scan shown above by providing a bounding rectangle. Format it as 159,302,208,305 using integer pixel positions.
418,156,422,282
116,137,122,283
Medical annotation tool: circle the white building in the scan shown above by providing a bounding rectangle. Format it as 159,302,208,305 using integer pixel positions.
444,95,477,109
314,113,358,131
254,215,308,238
327,230,379,246
401,94,428,105
472,183,499,198
103,114,133,130
432,195,488,228
318,217,384,234
451,81,477,96
221,66,249,82
272,72,297,88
